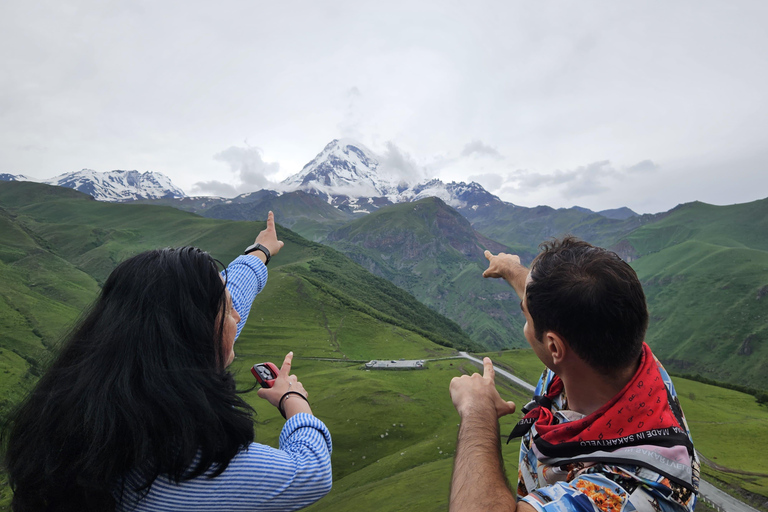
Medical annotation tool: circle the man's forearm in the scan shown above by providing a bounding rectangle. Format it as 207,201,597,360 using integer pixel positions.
503,265,528,299
450,409,517,512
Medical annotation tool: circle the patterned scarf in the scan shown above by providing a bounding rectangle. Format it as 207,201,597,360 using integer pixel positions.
508,343,697,491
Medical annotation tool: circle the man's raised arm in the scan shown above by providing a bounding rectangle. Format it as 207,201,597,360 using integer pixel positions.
482,251,528,299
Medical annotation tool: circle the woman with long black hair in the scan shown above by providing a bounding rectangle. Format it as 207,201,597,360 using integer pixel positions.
3,212,332,512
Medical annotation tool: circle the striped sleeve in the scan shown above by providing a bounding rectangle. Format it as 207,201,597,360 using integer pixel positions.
222,254,269,339
122,414,332,512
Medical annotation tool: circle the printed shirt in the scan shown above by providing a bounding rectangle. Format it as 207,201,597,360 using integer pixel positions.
517,358,698,512
119,255,333,512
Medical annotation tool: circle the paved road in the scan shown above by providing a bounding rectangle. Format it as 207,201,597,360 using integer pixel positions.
458,351,535,393
455,352,761,512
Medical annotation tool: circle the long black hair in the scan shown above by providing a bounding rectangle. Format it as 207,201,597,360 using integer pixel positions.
3,247,255,512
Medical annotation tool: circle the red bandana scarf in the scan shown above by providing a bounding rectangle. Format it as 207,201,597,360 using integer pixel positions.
508,343,696,490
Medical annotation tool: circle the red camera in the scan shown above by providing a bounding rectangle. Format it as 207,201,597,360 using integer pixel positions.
251,362,279,388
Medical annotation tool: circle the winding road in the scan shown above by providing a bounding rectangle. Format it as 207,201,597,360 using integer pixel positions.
456,352,761,512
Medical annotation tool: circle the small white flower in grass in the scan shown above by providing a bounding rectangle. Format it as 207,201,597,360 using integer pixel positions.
362,456,366,459
400,452,405,456
380,434,384,438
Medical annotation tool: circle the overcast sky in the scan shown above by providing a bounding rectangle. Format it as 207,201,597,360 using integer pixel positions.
2,0,767,213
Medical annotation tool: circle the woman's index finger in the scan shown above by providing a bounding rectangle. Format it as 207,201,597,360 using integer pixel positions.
280,351,293,375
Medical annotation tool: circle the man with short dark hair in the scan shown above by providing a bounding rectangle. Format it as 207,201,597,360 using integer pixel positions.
449,237,699,512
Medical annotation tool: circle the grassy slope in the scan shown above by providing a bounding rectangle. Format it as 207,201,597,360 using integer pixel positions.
623,199,768,389
326,198,528,350
0,208,103,419
0,182,473,350
464,203,655,256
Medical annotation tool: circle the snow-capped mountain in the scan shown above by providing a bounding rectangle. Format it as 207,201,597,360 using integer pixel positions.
0,170,186,202
281,139,502,213
282,139,405,200
401,179,503,211
0,173,38,182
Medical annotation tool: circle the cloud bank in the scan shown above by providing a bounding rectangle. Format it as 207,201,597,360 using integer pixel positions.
192,145,281,197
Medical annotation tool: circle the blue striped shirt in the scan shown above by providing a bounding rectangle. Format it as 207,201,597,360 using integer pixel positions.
118,255,333,511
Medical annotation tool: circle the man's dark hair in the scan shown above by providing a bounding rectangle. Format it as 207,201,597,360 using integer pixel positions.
526,236,648,374
3,247,255,512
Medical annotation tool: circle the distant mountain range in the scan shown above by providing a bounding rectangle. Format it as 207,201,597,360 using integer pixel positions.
1,139,638,218
0,170,185,202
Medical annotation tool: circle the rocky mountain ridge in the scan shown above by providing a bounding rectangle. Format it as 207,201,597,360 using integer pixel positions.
0,169,186,202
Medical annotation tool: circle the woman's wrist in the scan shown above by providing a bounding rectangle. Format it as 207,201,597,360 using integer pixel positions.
281,393,313,419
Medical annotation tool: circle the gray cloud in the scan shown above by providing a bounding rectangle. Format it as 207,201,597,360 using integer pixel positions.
627,159,660,173
506,161,616,198
468,173,505,190
377,141,428,185
190,180,238,197
461,140,503,159
214,145,280,189
191,145,281,197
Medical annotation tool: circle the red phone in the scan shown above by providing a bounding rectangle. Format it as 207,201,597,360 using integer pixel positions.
251,362,279,388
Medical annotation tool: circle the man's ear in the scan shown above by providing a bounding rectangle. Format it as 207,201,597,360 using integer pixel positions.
543,331,568,365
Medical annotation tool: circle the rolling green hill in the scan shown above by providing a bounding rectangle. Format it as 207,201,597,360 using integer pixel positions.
617,198,768,389
325,197,529,350
462,201,661,255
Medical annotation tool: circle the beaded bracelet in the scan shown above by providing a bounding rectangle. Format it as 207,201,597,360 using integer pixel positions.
278,391,309,419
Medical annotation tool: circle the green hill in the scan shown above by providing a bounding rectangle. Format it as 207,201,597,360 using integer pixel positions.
325,197,528,350
618,198,768,389
462,201,660,255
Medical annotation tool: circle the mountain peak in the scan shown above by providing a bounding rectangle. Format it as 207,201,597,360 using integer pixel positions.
281,139,505,214
281,139,399,199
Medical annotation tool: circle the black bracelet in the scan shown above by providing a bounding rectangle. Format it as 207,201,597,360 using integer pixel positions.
244,243,271,265
278,391,309,419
